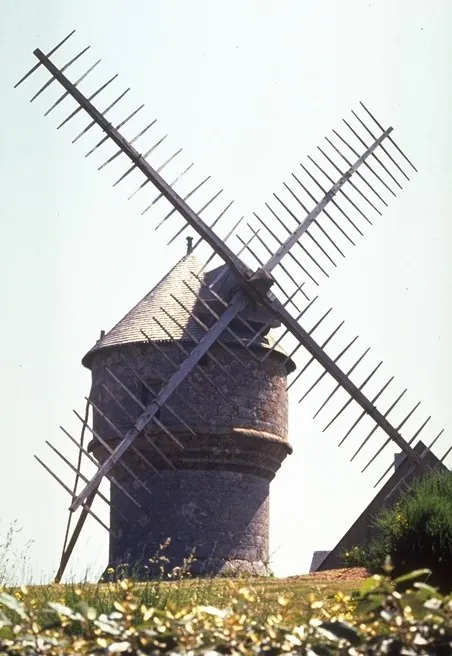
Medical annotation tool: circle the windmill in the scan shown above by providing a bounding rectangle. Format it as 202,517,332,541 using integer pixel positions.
15,30,451,581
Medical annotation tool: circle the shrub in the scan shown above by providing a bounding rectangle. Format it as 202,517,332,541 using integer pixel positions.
0,570,451,654
345,469,452,592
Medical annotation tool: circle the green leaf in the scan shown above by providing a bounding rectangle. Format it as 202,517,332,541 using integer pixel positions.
0,612,11,629
414,582,441,597
424,597,442,610
48,601,83,621
393,569,431,584
94,617,121,636
0,593,28,619
318,621,361,646
356,594,384,616
309,645,334,656
108,641,131,653
359,576,382,596
198,605,228,618
78,601,97,620
0,625,14,640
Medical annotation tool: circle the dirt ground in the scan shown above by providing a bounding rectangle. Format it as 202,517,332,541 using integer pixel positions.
288,567,369,582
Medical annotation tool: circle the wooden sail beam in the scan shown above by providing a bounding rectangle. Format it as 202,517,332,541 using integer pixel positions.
32,48,253,284
21,36,428,519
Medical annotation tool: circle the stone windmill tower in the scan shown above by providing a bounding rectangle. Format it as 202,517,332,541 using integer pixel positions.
16,31,452,582
82,251,295,576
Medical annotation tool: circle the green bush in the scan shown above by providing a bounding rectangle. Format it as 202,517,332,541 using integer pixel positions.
345,470,452,592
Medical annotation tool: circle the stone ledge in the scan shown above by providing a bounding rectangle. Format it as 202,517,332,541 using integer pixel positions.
231,427,293,453
90,429,292,480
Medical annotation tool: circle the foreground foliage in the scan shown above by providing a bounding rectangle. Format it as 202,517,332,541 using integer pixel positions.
0,570,450,654
344,470,452,592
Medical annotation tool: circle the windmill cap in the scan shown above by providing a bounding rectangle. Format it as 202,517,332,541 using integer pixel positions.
82,254,296,372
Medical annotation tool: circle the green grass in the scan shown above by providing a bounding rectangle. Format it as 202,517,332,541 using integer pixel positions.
0,569,450,654
0,524,450,652
7,573,360,626
0,520,360,624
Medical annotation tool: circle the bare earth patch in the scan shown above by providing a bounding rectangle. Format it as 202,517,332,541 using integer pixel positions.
287,567,369,582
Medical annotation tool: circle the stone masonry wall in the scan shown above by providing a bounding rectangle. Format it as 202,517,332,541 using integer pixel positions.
89,342,289,443
89,341,291,577
109,469,270,576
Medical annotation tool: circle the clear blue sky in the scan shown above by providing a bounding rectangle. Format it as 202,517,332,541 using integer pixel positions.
1,0,451,581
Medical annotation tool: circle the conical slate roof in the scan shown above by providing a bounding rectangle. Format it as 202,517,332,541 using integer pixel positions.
82,254,292,369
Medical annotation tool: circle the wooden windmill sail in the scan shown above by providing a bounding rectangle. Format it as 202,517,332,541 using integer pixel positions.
15,31,451,581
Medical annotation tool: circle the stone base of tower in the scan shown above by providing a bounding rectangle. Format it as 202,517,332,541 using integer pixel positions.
104,469,272,580
92,428,292,580
87,334,294,581
101,557,270,582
